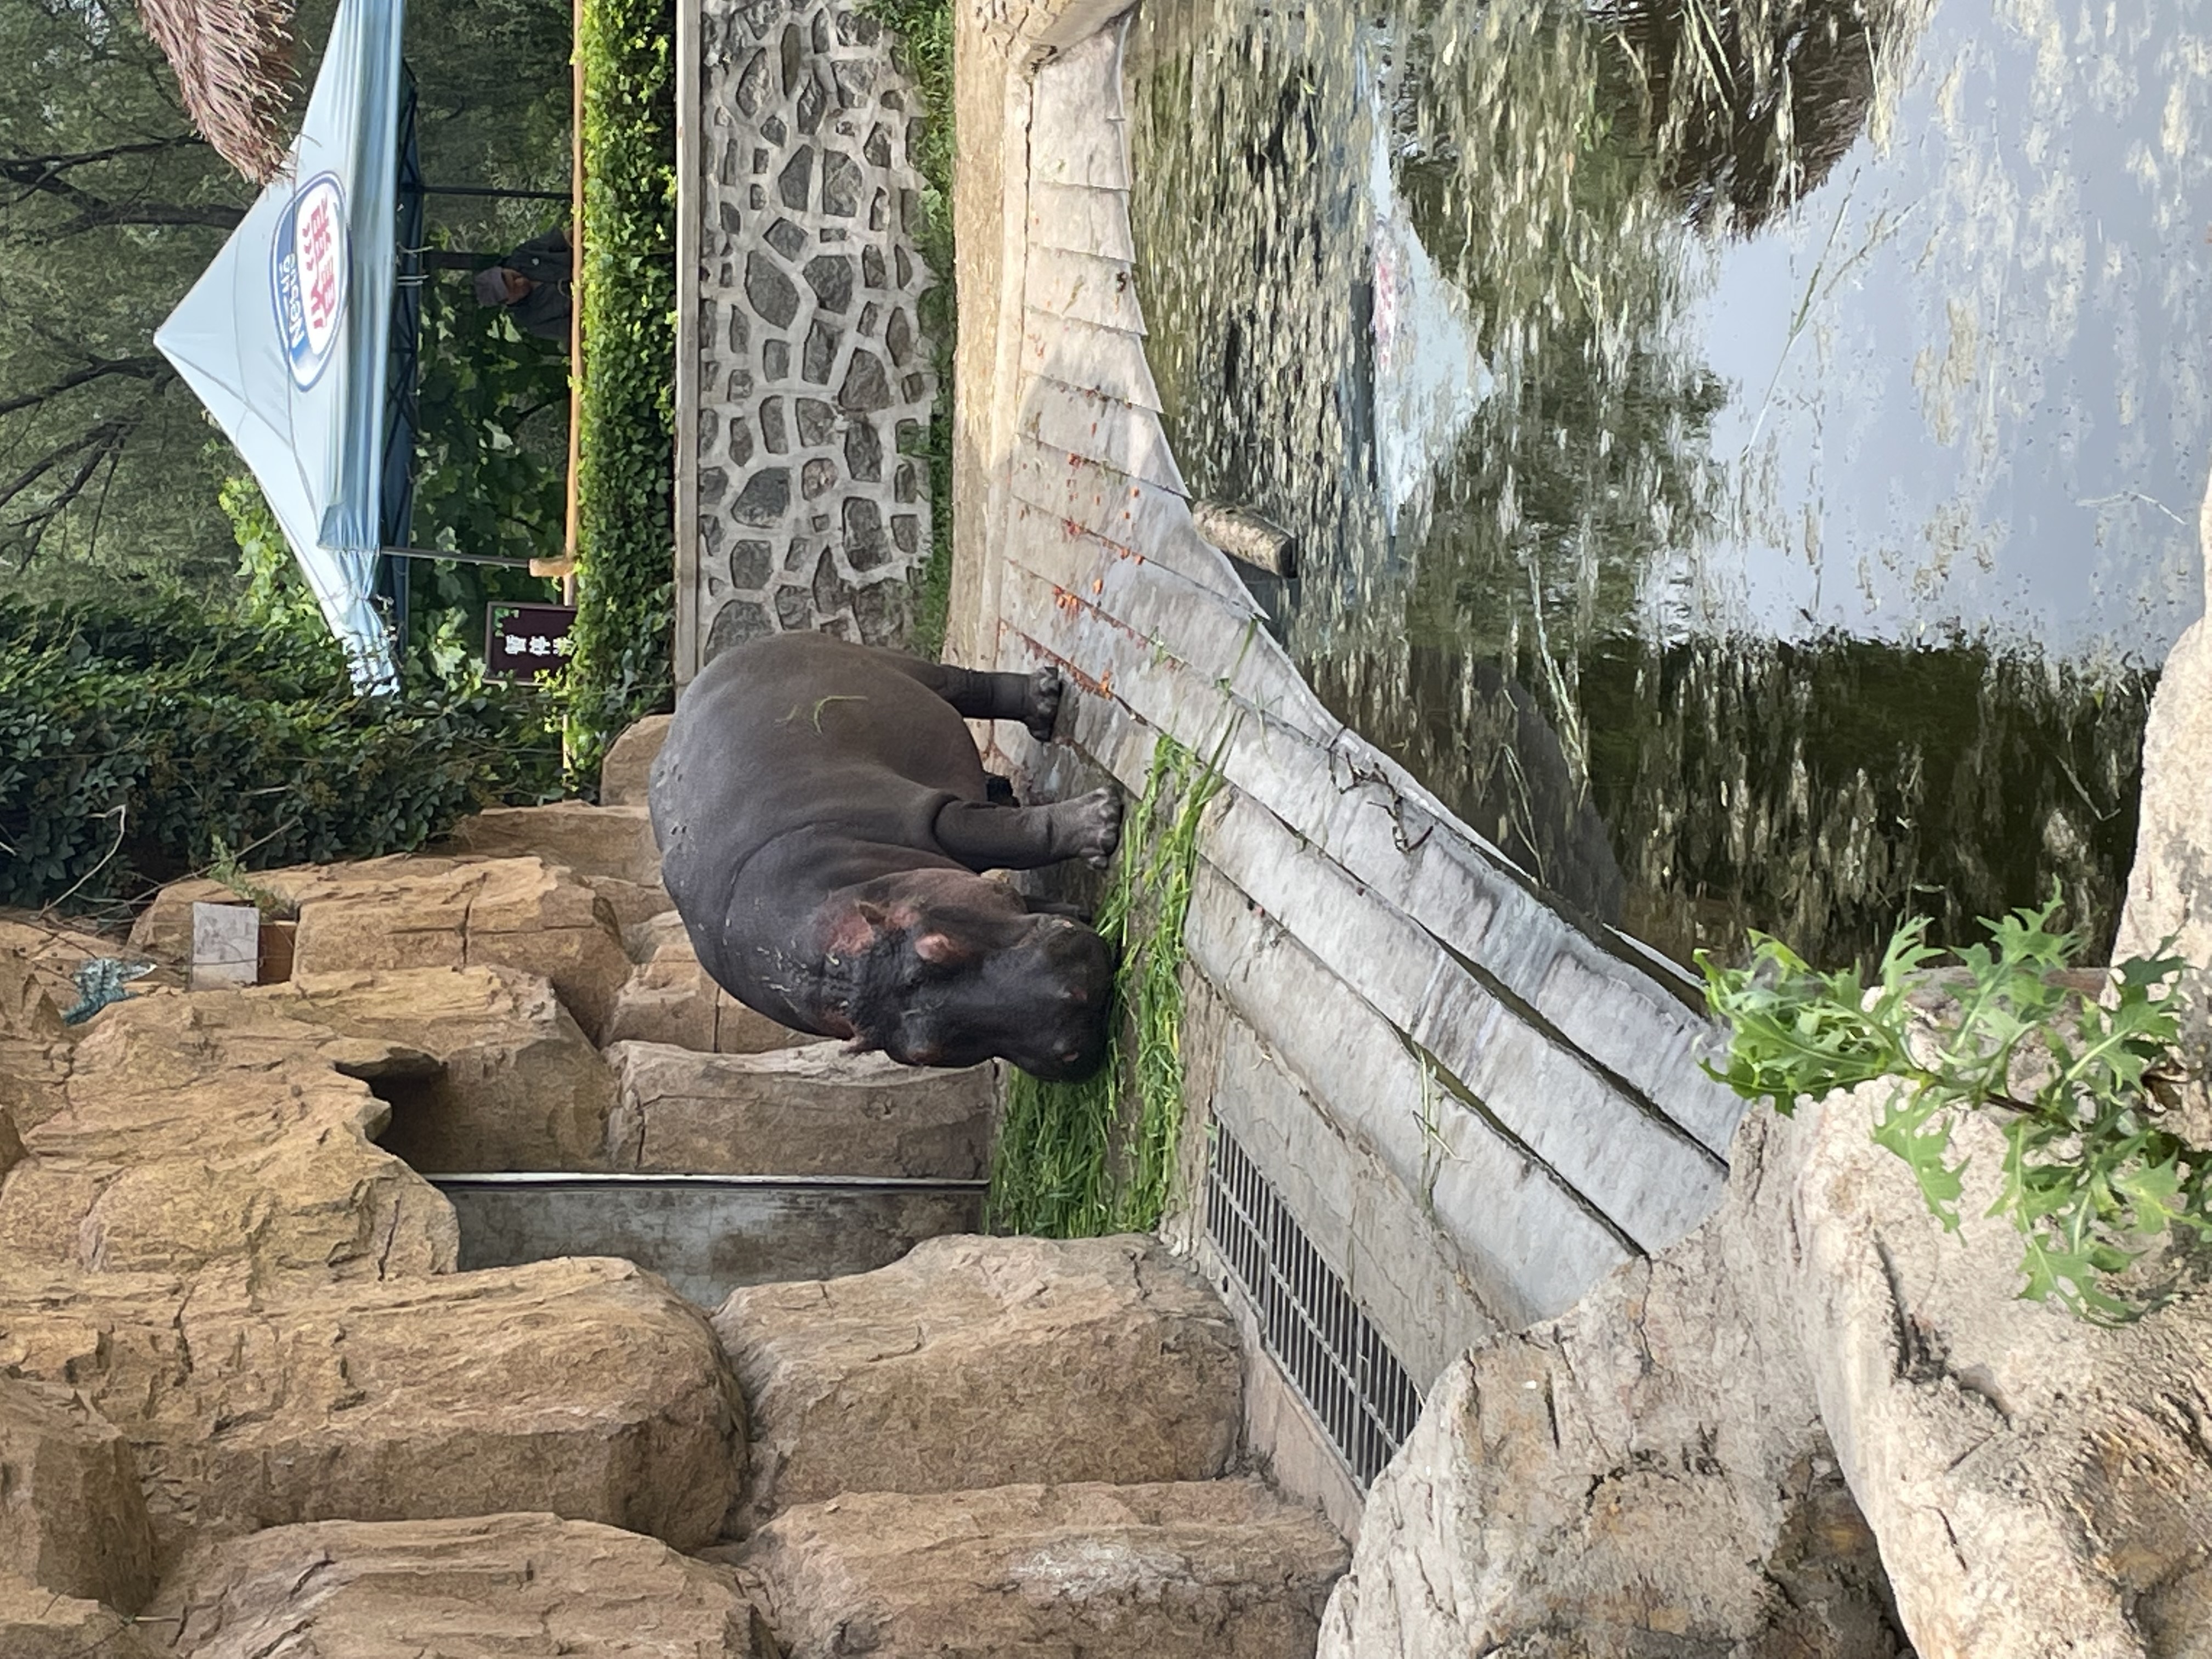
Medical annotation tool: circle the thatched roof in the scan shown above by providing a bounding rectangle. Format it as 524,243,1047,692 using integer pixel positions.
136,0,299,184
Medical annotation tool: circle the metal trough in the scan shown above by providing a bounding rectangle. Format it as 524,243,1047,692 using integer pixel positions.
429,1172,988,1310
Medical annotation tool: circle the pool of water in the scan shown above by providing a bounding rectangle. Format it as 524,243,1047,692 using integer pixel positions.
1126,0,2204,968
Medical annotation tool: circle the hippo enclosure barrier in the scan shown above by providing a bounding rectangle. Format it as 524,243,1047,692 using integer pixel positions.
669,0,1748,1532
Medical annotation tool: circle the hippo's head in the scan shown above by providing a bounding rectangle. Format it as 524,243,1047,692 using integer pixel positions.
817,872,1114,1081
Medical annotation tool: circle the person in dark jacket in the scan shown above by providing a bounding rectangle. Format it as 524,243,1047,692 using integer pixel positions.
472,226,572,345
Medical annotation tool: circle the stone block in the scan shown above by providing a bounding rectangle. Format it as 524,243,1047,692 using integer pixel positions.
743,1481,1347,1659
713,1234,1242,1527
0,1378,156,1611
0,1572,163,1659
0,1257,743,1559
273,967,618,1173
135,857,634,1044
605,918,815,1055
605,1040,994,1176
0,988,458,1282
600,714,674,806
149,1514,771,1658
439,801,664,887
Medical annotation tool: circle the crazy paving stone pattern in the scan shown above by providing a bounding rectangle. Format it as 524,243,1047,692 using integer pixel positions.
696,0,938,657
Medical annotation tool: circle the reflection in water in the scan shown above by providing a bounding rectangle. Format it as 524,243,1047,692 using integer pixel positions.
1128,0,2192,968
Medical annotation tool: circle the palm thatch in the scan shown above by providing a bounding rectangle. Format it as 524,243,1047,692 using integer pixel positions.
136,0,300,185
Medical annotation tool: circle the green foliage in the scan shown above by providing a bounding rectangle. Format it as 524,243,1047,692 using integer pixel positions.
562,0,677,780
990,734,1229,1237
1700,893,2208,1322
411,274,571,564
861,0,955,656
0,591,562,915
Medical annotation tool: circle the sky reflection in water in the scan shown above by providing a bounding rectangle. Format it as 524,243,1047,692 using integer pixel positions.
1126,0,2204,968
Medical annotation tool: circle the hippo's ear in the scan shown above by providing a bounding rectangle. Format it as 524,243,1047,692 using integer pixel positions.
826,900,890,957
911,931,976,968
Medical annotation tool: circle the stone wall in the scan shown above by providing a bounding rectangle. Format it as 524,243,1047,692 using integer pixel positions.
675,0,939,681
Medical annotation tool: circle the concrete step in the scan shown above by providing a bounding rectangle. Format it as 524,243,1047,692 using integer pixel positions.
605,1039,996,1177
712,1233,1243,1530
737,1479,1347,1659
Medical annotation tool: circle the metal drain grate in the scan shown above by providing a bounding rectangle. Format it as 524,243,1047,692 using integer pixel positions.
1205,1124,1423,1487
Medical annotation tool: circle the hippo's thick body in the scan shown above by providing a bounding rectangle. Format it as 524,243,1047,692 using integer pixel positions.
648,634,1120,1079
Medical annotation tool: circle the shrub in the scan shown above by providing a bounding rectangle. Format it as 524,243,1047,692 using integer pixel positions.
0,592,562,914
1700,893,2208,1322
563,0,678,780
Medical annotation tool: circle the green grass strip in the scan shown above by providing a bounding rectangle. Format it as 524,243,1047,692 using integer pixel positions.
562,0,677,784
989,731,1231,1237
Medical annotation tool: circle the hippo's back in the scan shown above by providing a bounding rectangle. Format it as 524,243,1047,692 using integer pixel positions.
649,634,988,922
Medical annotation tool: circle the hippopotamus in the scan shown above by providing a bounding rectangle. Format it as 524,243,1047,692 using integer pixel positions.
647,633,1122,1080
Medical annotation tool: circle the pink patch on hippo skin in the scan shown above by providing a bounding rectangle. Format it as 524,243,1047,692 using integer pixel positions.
825,902,888,957
912,931,975,967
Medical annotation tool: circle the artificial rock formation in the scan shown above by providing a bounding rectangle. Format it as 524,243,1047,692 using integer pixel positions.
0,1571,164,1659
606,1038,995,1175
605,913,814,1054
713,1233,1243,1529
0,1257,743,1560
439,800,675,934
275,967,618,1171
0,1376,157,1612
600,713,673,806
131,855,633,1042
150,1514,772,1658
742,1480,1348,1659
0,986,458,1282
1318,1089,2212,1659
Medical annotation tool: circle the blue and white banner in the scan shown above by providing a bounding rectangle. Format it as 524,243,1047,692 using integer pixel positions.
157,0,408,689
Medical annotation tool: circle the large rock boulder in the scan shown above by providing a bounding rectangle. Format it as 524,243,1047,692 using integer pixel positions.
606,1040,995,1176
438,801,674,935
0,1257,743,1560
132,857,633,1043
0,930,78,1132
0,1377,157,1611
0,988,458,1282
0,1571,163,1659
273,967,618,1172
604,915,814,1054
149,1514,772,1658
601,714,673,807
713,1234,1242,1529
1317,1091,2212,1659
742,1481,1348,1659
439,801,663,885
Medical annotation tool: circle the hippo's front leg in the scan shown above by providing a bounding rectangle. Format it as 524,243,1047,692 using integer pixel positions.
933,787,1122,871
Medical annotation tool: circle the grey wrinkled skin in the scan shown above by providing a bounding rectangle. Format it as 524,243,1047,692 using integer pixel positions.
650,634,1121,1080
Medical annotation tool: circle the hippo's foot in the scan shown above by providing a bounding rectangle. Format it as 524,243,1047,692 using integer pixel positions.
1023,668,1064,744
1052,786,1122,870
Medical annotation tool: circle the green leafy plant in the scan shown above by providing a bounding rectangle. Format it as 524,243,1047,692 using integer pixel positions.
989,732,1228,1237
1699,892,2208,1321
0,592,562,915
562,0,678,782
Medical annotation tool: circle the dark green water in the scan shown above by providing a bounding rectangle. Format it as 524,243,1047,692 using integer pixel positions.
1126,0,2199,968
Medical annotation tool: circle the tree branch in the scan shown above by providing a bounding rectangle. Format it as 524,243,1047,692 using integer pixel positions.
0,356,173,419
0,151,244,235
0,417,141,566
